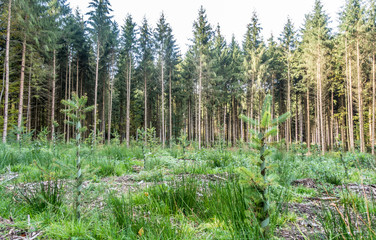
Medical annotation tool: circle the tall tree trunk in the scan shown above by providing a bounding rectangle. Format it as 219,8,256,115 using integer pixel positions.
76,58,79,94
346,39,354,151
108,57,114,144
372,54,375,155
198,57,202,149
307,84,310,153
161,60,165,147
144,73,147,143
26,58,32,133
67,51,71,142
356,39,364,152
126,57,131,147
2,0,12,143
318,48,325,153
295,92,298,142
102,77,105,143
330,88,334,150
169,69,172,147
17,34,27,141
51,50,56,141
93,39,100,144
287,56,291,150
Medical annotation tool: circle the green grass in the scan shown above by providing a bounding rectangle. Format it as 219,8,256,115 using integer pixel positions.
0,141,375,239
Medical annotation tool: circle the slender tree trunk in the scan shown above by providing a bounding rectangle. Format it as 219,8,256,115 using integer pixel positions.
102,77,106,143
318,47,325,153
161,60,165,147
67,51,71,142
126,57,131,147
346,39,354,151
144,73,147,143
16,34,27,141
198,57,202,149
330,88,334,150
93,39,100,143
51,50,56,141
356,39,364,152
299,95,303,143
372,54,375,155
108,57,114,144
27,58,32,133
76,58,79,94
295,92,298,142
2,0,12,143
307,84,310,153
287,56,291,150
169,69,172,147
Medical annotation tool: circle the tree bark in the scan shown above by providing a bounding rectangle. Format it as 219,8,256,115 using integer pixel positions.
26,58,32,133
144,73,147,143
169,69,172,147
286,54,291,150
346,38,354,151
161,59,165,147
126,57,131,146
17,34,27,141
356,38,364,152
108,56,115,144
372,54,375,155
307,84,310,153
93,38,100,144
51,50,56,141
2,0,12,143
198,57,202,149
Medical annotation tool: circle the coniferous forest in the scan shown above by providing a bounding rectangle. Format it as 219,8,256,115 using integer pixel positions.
0,0,376,239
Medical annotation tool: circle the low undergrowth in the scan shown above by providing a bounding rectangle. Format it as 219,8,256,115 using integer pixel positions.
0,141,375,239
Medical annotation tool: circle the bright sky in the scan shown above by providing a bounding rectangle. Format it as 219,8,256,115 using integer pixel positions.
68,0,345,54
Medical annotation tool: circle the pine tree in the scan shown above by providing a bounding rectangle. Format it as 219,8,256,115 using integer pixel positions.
154,13,170,147
243,10,262,142
279,17,296,150
120,14,137,146
192,6,212,149
301,0,331,153
164,24,179,146
137,17,154,142
87,0,112,144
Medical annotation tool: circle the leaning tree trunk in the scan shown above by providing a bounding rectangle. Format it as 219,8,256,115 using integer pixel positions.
2,0,12,143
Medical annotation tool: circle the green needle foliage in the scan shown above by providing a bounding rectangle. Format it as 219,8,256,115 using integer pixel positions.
240,94,290,237
61,92,94,219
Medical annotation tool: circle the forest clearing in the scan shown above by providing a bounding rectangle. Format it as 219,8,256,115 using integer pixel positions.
1,0,376,239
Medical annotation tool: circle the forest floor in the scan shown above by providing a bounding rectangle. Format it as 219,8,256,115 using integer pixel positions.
0,143,375,239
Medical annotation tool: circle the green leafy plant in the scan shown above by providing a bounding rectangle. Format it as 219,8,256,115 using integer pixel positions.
240,94,290,236
61,92,94,219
